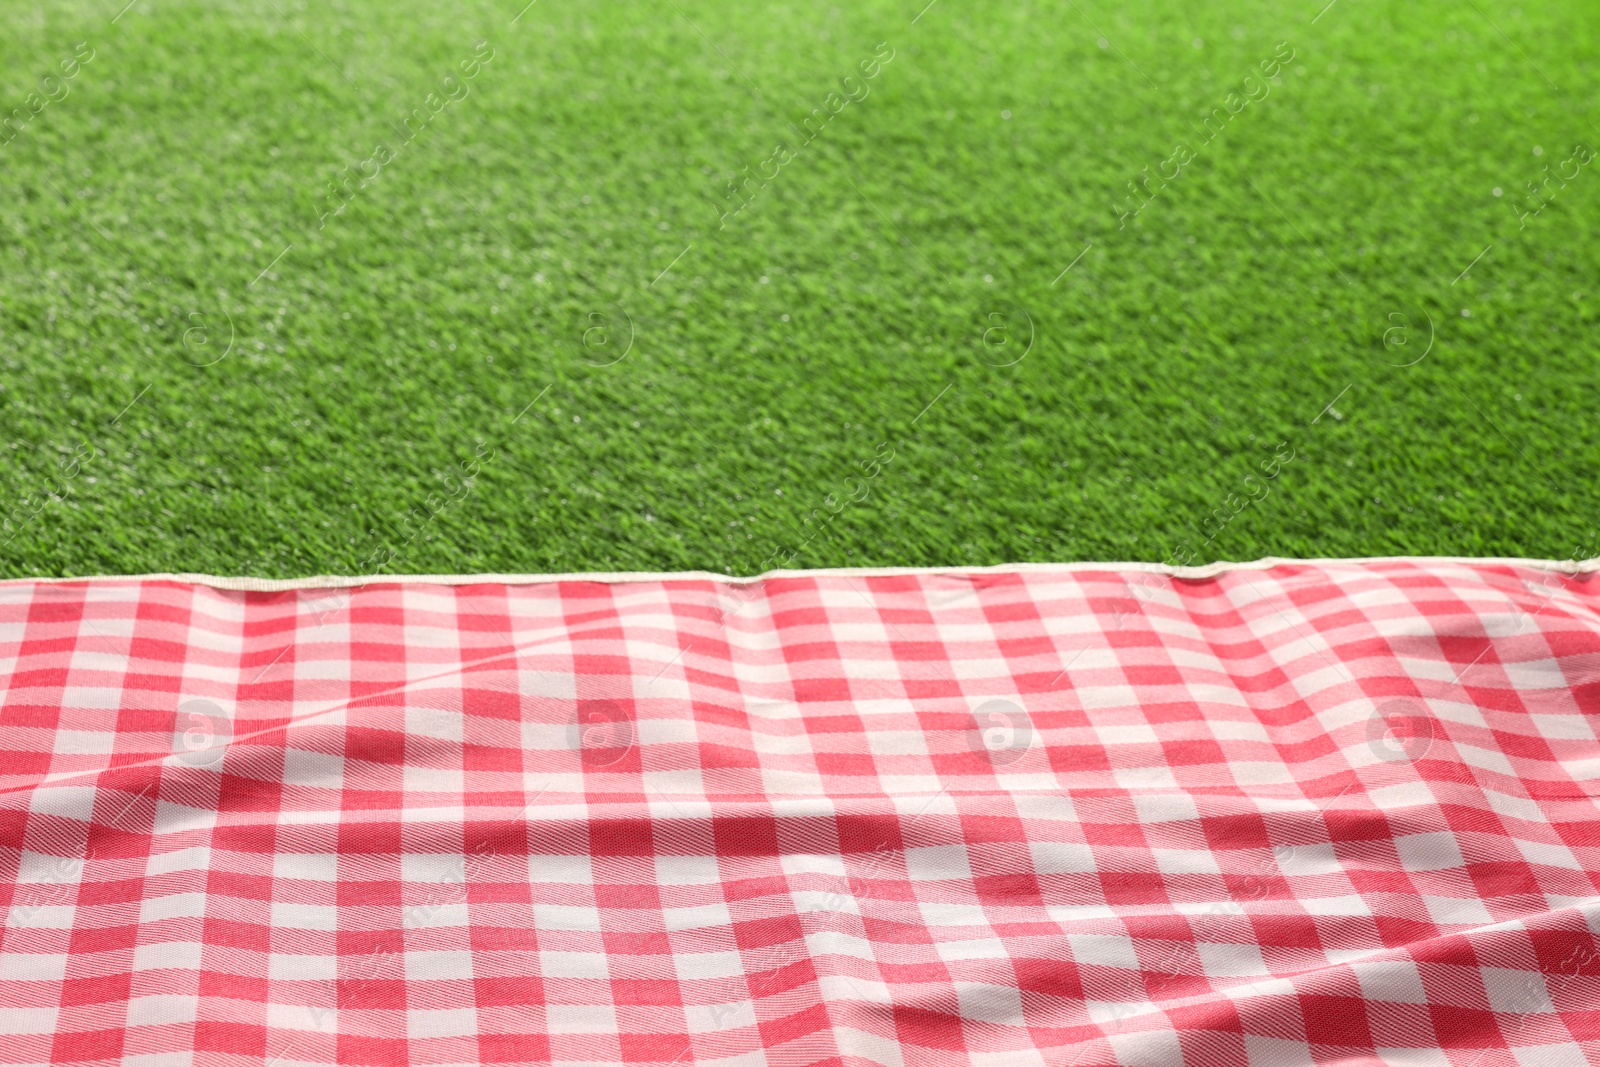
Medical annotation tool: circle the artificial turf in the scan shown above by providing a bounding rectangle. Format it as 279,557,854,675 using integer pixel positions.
1,0,1597,579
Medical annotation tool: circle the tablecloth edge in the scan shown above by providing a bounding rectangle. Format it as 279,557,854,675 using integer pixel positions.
2,555,1597,590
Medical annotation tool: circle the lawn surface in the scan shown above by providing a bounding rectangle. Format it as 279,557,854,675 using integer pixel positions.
1,0,1597,578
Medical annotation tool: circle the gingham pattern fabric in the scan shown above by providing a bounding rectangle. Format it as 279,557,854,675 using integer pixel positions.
1,561,1598,1067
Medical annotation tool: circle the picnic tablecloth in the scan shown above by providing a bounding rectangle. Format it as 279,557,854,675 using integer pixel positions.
1,559,1597,1066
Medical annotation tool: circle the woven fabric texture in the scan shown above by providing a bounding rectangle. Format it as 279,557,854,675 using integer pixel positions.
1,561,1597,1066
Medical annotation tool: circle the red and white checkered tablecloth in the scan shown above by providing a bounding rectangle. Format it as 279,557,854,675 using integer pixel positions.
1,559,1598,1067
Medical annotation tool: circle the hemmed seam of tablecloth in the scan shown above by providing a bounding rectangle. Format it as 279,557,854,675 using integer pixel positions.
1,555,1597,590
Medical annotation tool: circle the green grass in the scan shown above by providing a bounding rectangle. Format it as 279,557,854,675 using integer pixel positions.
2,0,1597,578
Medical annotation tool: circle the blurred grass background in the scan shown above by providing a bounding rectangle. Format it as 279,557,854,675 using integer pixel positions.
0,0,1596,577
